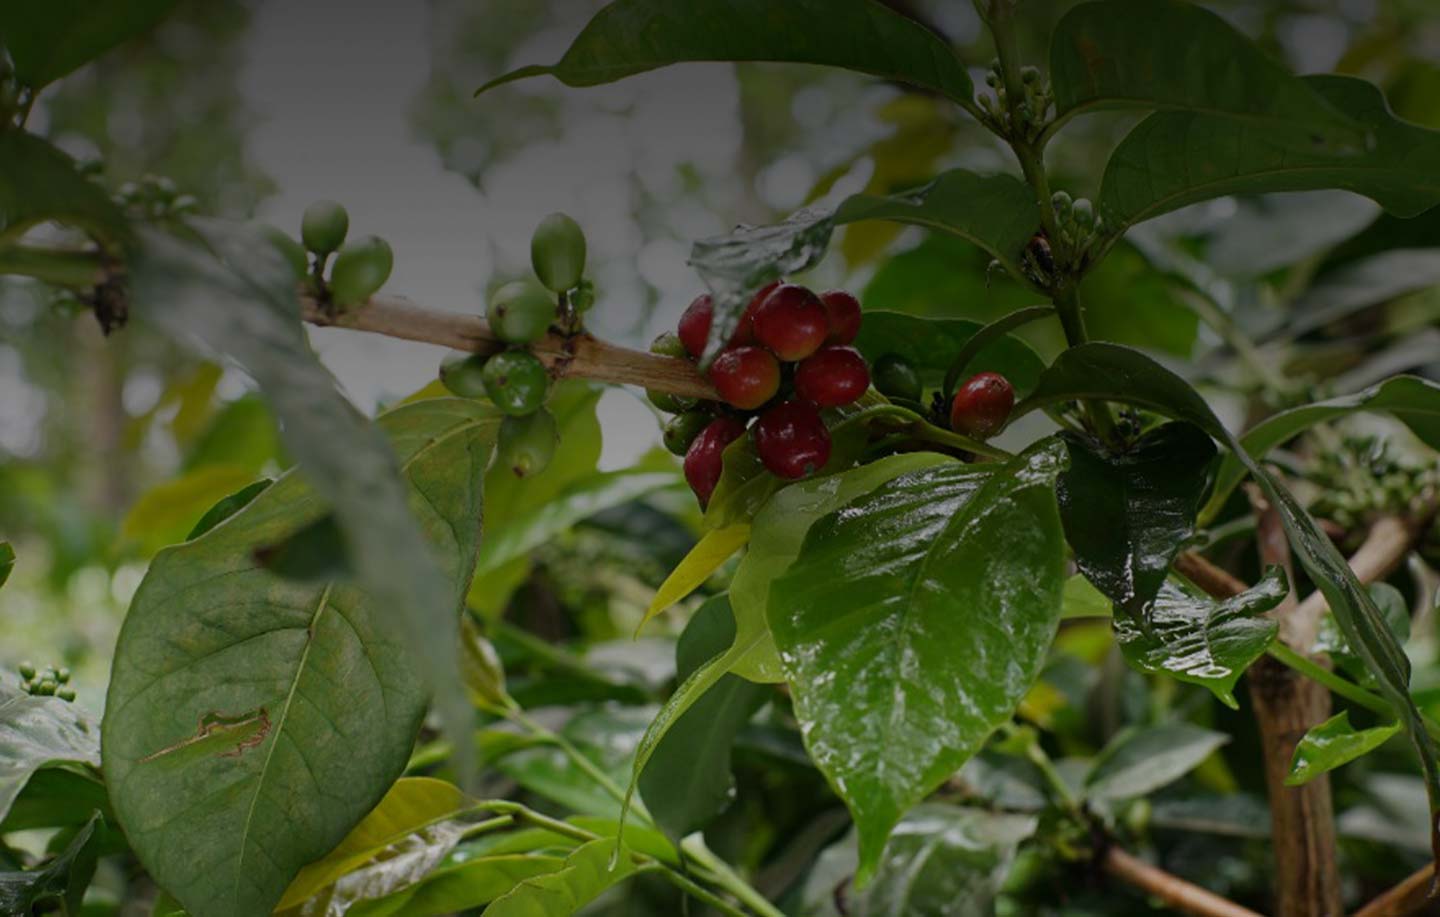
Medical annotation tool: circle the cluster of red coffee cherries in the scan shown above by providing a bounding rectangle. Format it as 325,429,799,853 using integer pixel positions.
650,282,869,506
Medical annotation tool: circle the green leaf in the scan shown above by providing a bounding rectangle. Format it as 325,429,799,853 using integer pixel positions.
1116,571,1286,708
1287,712,1401,787
129,221,482,781
1285,249,1440,341
480,838,635,917
1057,423,1217,618
769,441,1068,879
121,465,262,554
1016,342,1440,855
1315,583,1412,690
0,811,102,915
640,523,749,628
186,479,272,541
102,398,498,917
0,682,101,825
500,708,655,822
254,514,352,584
1101,75,1440,232
639,597,768,840
0,542,12,590
349,855,564,917
0,131,129,244
0,0,181,89
854,311,1047,398
1201,375,1440,524
1062,574,1112,620
1050,0,1360,144
1084,722,1229,802
1,767,109,833
477,0,973,105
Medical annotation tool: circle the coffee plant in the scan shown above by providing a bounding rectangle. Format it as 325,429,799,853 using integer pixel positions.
3,1,1440,915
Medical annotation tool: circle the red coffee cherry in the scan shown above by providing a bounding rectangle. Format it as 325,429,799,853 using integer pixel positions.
818,290,862,345
684,416,748,506
794,346,870,407
708,346,781,410
950,371,1015,440
678,293,714,359
732,281,780,347
752,284,829,361
754,400,832,480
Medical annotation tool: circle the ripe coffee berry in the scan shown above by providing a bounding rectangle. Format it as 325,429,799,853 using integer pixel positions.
950,371,1015,440
818,290,862,345
733,281,780,346
794,346,869,407
678,294,715,359
755,401,831,479
708,346,780,410
752,284,828,361
685,416,747,506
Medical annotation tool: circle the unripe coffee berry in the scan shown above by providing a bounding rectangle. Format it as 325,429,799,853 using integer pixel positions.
262,225,309,278
440,351,489,398
530,212,587,293
950,371,1015,440
794,346,869,407
664,410,712,456
752,284,828,361
488,279,554,344
647,333,698,413
818,290,862,345
708,346,780,410
328,235,393,306
482,350,550,416
754,401,831,480
301,200,349,255
684,416,747,506
872,354,922,403
497,409,559,478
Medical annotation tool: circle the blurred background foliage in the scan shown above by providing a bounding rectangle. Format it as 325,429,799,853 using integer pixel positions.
4,1,1440,912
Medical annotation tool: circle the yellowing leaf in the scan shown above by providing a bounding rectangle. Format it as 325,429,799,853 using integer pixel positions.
638,524,750,632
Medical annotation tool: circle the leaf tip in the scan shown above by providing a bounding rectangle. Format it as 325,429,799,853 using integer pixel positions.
475,64,556,96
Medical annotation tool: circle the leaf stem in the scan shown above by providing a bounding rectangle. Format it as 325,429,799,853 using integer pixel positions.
942,304,1057,397
1264,643,1396,720
1052,286,1120,445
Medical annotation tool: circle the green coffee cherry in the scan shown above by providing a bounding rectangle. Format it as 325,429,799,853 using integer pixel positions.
649,390,696,414
530,212,587,293
35,679,56,696
487,280,555,344
646,332,696,413
301,200,349,254
482,350,550,416
1051,191,1072,222
57,688,76,703
496,409,559,478
1072,198,1094,229
650,332,688,359
1020,65,1041,85
663,410,712,456
55,667,70,684
18,661,35,680
262,225,309,278
571,278,596,312
873,353,923,403
328,235,393,307
439,351,489,398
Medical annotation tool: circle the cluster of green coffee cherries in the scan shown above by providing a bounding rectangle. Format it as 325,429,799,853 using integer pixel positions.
1309,436,1440,536
264,200,395,310
110,173,200,221
16,661,76,702
438,213,591,479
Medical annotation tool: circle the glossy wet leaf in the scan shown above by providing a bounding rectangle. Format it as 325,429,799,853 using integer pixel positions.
854,311,1047,398
102,398,498,917
1058,423,1217,618
639,597,768,840
769,441,1068,879
1315,583,1412,690
1201,375,1440,524
349,855,563,917
0,0,180,89
1101,75,1440,232
0,682,100,825
130,223,478,772
1017,342,1440,854
0,811,102,915
1085,722,1229,802
478,0,973,103
1116,570,1286,708
0,131,129,244
481,838,635,917
1051,0,1360,144
1287,712,1401,787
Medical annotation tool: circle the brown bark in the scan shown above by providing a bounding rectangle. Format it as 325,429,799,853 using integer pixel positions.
1102,847,1265,917
1352,864,1438,917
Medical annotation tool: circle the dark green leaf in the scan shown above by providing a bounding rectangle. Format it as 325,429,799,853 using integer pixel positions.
1287,712,1400,787
1117,570,1286,708
1016,342,1440,855
0,811,102,915
1085,722,1228,801
854,310,1047,397
0,131,128,244
478,0,973,106
1051,0,1360,144
0,0,180,89
1058,422,1217,618
0,682,100,825
1201,375,1440,524
769,441,1068,879
1101,75,1440,232
639,597,768,839
1315,583,1412,690
480,838,635,917
0,767,108,833
254,513,352,583
102,398,498,917
129,221,481,781
186,479,272,541
0,542,12,590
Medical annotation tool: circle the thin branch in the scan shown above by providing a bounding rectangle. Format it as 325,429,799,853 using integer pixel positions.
1174,551,1247,599
1352,863,1436,917
1102,846,1264,917
301,293,717,400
